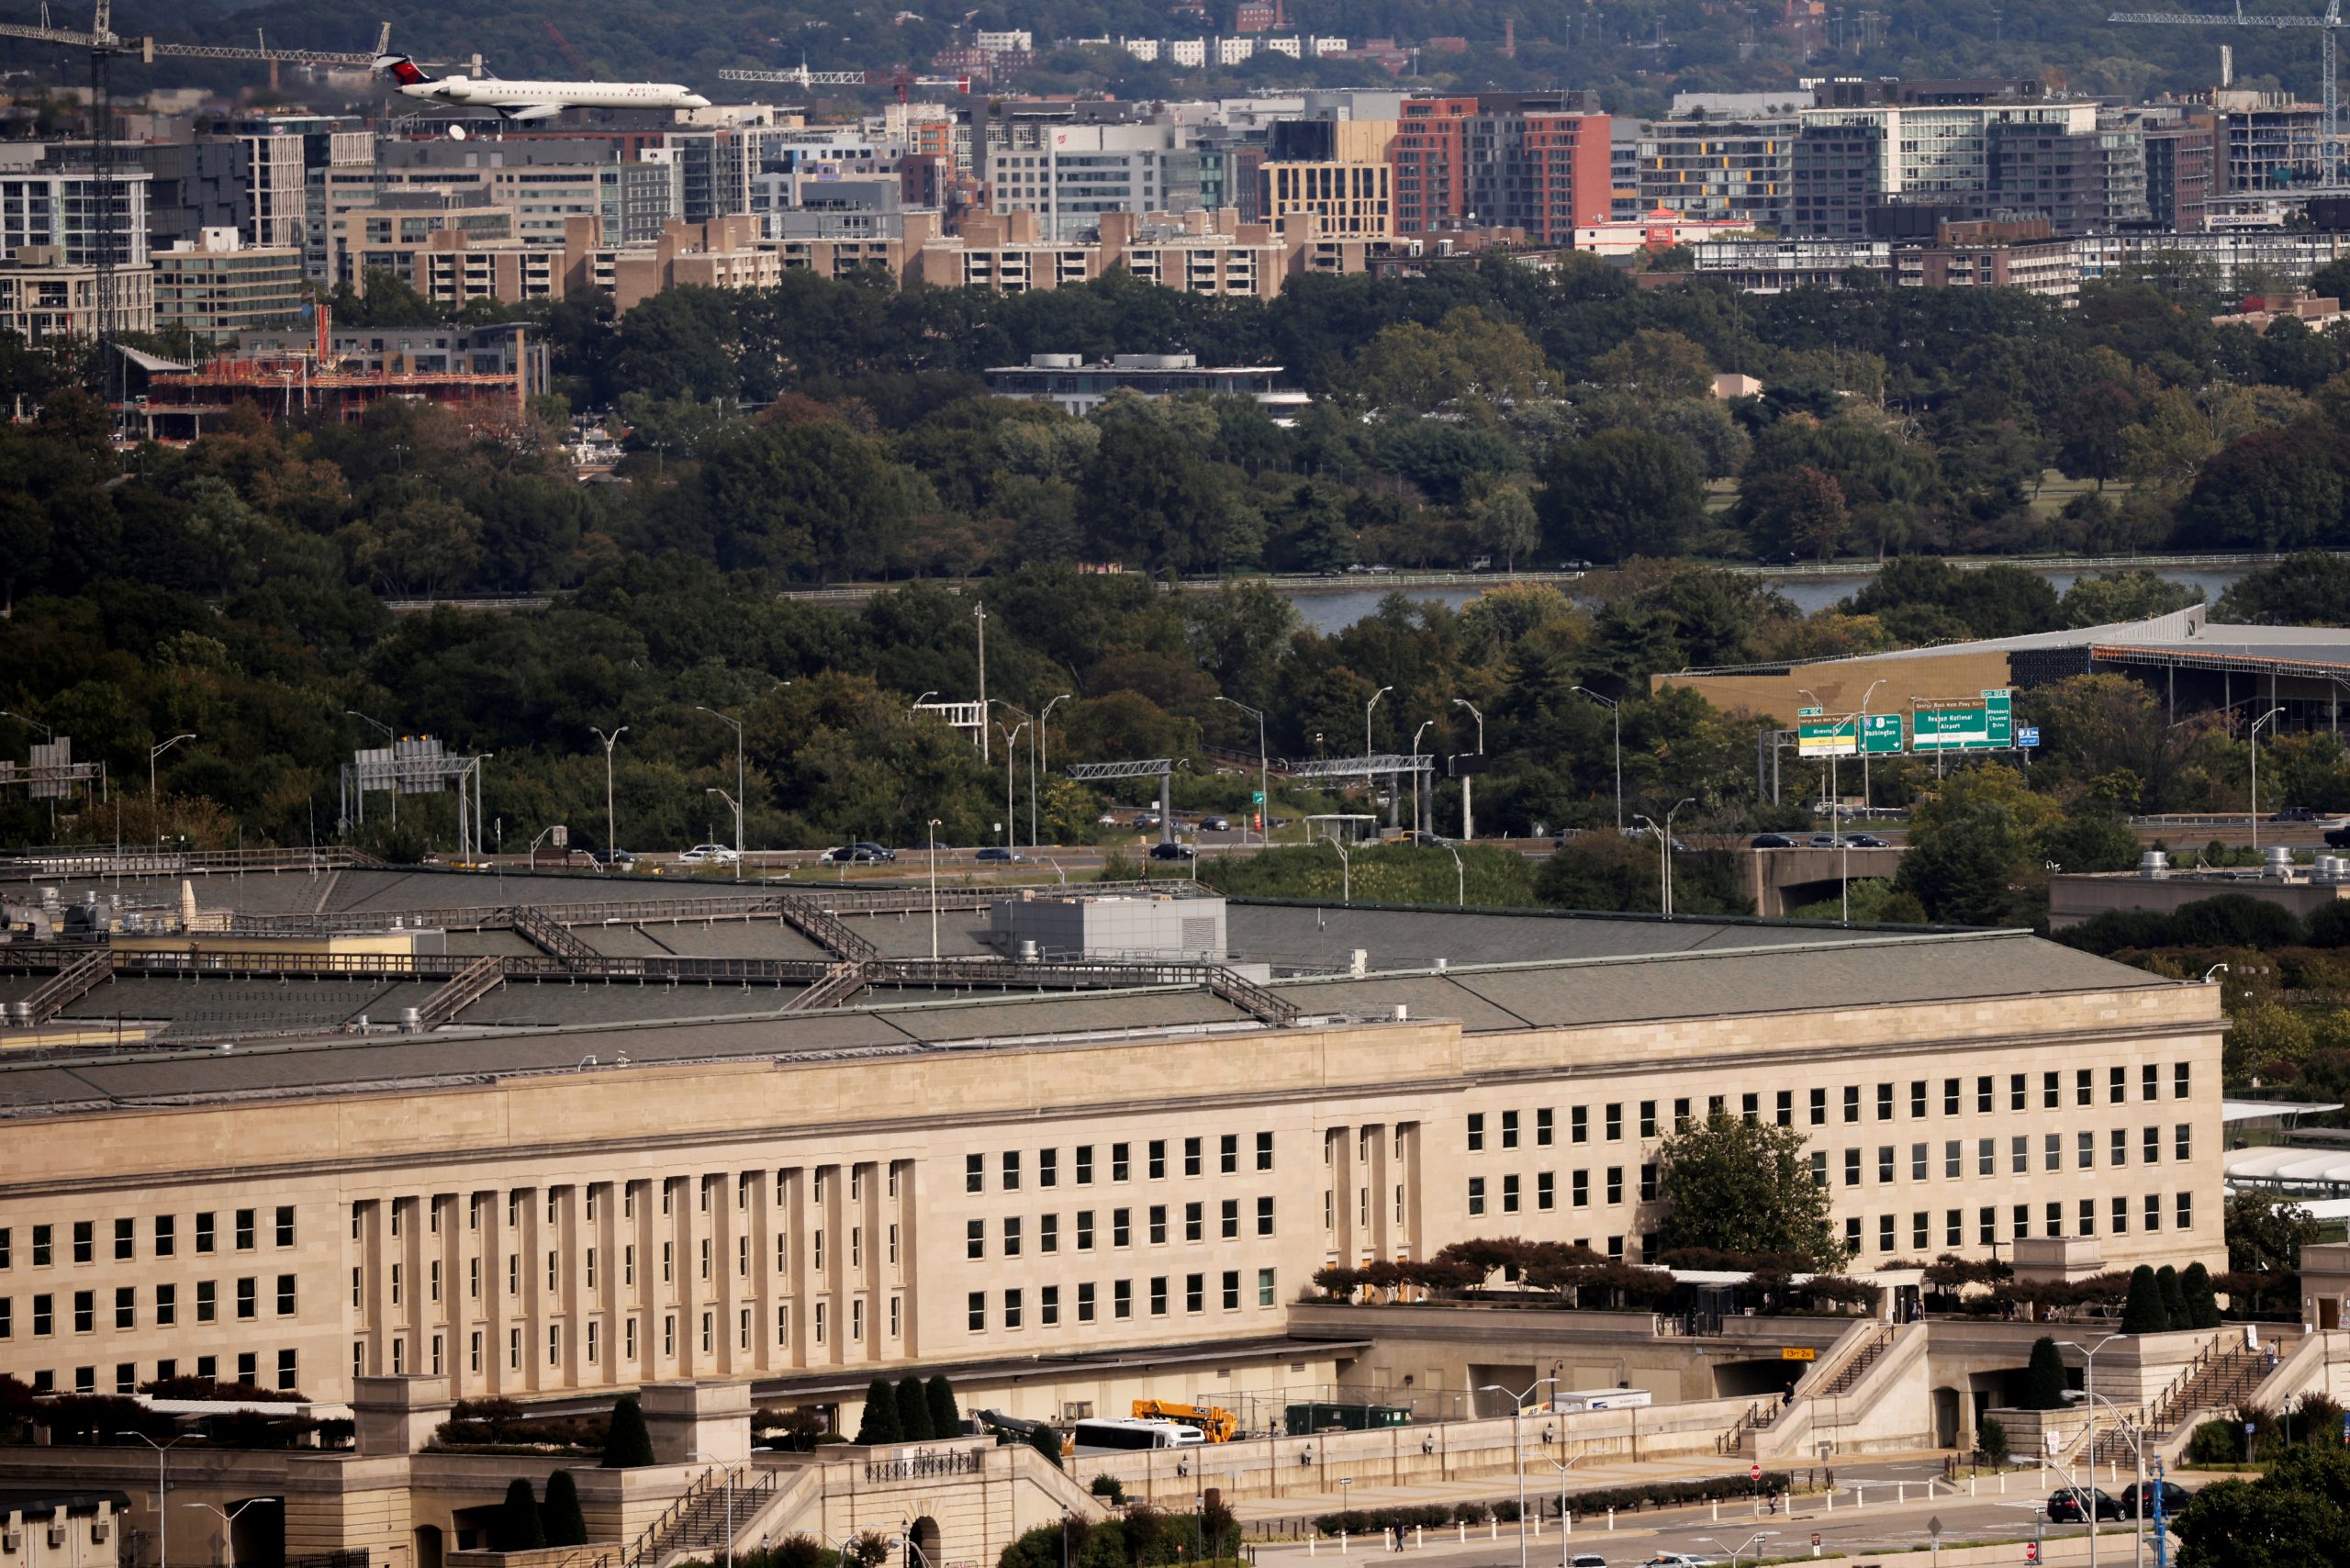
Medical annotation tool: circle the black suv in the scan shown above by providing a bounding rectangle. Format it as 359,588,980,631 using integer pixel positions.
2048,1487,2127,1523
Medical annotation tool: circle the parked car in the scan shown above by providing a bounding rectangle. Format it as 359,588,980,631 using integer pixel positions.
2326,823,2350,848
819,845,890,865
1131,814,1161,829
2274,806,2321,822
1751,834,1797,848
1641,1555,1715,1567
2119,1480,2188,1518
1468,555,1493,572
1199,816,1230,832
1807,833,1843,847
975,846,1026,863
677,844,739,865
1344,562,1373,575
2048,1487,2127,1523
589,846,636,867
1096,812,1122,826
1147,842,1197,861
1844,833,1891,847
1570,1557,1613,1568
852,841,897,861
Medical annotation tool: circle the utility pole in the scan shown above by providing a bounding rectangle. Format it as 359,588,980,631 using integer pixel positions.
591,725,628,867
974,602,989,763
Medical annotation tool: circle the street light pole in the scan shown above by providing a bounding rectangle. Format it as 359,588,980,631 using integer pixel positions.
2056,1334,2129,1568
1571,688,1621,832
118,1432,190,1568
1214,696,1268,846
1366,685,1393,815
149,733,195,847
590,725,628,868
1856,678,1886,810
927,818,942,959
181,1498,278,1568
1041,693,1071,845
1001,721,1027,848
344,710,397,825
2070,1389,2148,1568
688,1454,735,1568
1412,719,1434,837
1452,699,1484,842
694,706,745,881
2252,706,2284,853
1474,1377,1560,1568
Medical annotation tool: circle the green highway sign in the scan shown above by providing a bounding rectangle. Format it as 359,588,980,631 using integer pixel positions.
1912,689,2013,752
1796,711,1903,759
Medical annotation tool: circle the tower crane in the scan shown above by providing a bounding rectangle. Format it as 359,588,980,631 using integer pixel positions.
717,65,971,100
2109,2,2348,186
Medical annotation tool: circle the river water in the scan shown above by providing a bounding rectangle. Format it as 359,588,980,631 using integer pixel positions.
1281,566,2254,633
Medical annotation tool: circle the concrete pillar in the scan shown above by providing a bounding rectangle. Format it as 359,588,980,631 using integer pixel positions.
350,1373,452,1457
642,1378,753,1464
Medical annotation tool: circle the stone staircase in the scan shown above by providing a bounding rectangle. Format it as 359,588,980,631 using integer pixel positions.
621,1464,781,1568
2093,1329,2300,1466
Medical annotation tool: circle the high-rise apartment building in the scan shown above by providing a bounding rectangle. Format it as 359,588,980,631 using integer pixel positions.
1259,118,1396,238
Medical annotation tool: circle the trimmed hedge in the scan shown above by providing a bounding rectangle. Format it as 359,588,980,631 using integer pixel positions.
1311,1473,1790,1534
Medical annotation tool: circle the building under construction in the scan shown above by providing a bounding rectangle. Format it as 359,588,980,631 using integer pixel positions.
115,311,546,440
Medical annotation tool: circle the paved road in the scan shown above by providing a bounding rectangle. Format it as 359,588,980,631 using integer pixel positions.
1244,1459,2186,1566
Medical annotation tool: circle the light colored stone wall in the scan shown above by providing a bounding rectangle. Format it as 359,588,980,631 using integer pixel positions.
0,986,2224,1408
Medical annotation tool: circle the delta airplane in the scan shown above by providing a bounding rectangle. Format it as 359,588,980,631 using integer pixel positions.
374,53,711,121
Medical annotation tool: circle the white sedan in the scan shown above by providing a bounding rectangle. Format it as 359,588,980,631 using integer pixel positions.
677,844,741,865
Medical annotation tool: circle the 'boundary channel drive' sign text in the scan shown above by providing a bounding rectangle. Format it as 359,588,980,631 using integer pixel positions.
1911,689,2012,753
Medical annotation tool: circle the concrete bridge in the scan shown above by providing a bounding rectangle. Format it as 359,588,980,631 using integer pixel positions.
1739,845,1907,918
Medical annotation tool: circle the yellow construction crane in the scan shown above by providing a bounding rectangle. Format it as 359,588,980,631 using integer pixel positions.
1132,1399,1240,1441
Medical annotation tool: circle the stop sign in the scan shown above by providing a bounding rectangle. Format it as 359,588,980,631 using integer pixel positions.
1751,1463,1762,1482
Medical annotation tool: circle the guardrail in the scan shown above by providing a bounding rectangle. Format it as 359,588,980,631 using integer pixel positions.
0,846,378,880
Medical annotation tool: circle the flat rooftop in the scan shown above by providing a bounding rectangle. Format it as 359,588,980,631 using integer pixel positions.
0,924,2168,1118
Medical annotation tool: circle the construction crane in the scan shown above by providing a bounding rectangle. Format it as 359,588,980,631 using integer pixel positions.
718,64,971,95
543,20,590,75
2109,2,2348,186
1132,1399,1241,1441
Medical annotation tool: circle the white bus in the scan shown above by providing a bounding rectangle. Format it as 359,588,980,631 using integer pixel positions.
1535,1388,1651,1414
1072,1417,1209,1451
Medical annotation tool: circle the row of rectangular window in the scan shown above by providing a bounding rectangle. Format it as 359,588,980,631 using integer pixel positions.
23,1350,289,1397
362,1167,901,1242
1463,1066,2194,1151
1821,1126,2196,1187
968,1200,1275,1258
361,1220,903,1310
0,1208,287,1268
0,1276,292,1338
967,1269,1279,1328
1846,1192,2193,1252
965,1135,1274,1193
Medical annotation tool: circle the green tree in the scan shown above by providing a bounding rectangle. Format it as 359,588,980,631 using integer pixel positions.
2058,572,2204,630
1476,484,1541,571
2174,1442,2350,1567
1652,1111,1844,1271
1535,429,1705,563
1895,766,2064,925
925,1374,962,1438
895,1374,934,1441
1977,1416,2010,1466
2022,1337,2071,1411
2182,1260,2223,1328
856,1377,902,1445
2055,380,2140,488
542,1470,588,1548
2121,1264,2170,1333
603,1395,655,1467
2157,1264,2189,1331
1025,1422,1065,1470
2217,550,2350,625
2227,1191,2322,1284
1589,329,1715,399
498,1477,546,1551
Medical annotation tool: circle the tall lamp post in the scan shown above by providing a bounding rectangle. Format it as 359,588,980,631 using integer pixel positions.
1571,688,1621,832
2251,706,2285,853
1323,831,1351,904
1474,1377,1560,1568
1214,695,1269,846
1040,693,1071,845
344,710,397,825
927,818,943,959
1412,719,1434,838
180,1499,278,1568
149,733,195,847
1451,698,1484,842
999,719,1028,848
705,790,743,881
1855,678,1886,809
1634,800,1695,917
2065,1388,2151,1568
694,706,745,880
2055,1334,2130,1568
117,1431,191,1568
589,725,628,868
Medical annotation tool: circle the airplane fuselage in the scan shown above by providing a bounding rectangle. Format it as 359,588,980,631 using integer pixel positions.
396,77,711,112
